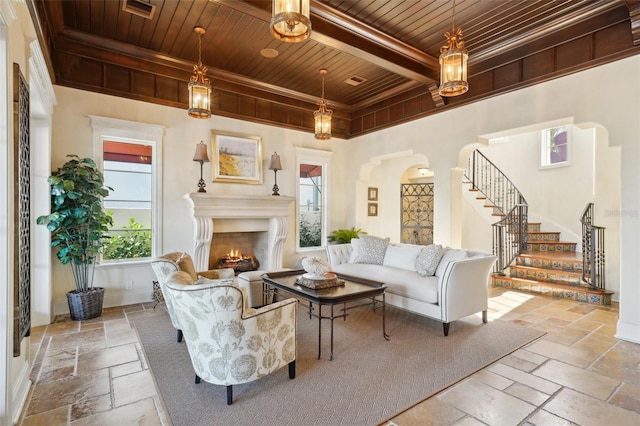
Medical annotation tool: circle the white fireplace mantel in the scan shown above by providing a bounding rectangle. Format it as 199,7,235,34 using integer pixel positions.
185,193,295,271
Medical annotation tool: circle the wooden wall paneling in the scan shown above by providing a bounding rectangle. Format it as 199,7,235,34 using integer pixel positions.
594,21,634,58
155,75,179,103
130,70,155,98
556,36,593,70
104,63,131,93
493,61,521,90
522,50,555,81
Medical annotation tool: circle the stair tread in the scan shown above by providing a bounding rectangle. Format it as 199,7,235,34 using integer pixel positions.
511,264,583,276
492,274,613,294
518,251,582,261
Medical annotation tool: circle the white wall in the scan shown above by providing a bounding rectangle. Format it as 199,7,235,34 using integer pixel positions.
339,56,640,343
50,85,343,314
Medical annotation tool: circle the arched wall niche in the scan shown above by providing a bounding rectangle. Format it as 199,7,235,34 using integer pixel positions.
355,151,430,242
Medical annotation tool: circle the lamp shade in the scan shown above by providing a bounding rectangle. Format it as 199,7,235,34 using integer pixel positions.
439,46,468,97
270,0,311,43
188,26,212,119
193,141,210,162
269,152,282,171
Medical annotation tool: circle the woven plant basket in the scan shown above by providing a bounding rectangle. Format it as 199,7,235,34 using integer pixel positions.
67,287,105,320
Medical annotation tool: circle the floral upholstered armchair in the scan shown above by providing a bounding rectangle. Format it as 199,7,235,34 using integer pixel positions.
164,273,297,405
150,252,235,342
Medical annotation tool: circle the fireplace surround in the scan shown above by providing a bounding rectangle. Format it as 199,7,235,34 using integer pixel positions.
186,193,295,272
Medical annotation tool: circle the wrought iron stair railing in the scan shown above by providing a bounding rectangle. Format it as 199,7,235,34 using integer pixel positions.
464,150,528,273
581,203,606,290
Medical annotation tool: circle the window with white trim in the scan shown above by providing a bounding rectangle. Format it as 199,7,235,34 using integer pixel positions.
540,125,569,168
295,148,332,251
90,116,163,262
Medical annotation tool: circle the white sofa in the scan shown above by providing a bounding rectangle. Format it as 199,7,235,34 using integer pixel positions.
326,240,497,336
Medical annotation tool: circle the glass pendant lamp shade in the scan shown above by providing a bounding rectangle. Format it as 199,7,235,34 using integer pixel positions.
270,0,311,43
438,0,469,97
188,26,212,119
314,69,332,140
439,35,468,97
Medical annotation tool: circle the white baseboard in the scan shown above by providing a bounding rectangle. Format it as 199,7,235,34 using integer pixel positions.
615,320,640,344
53,288,153,317
11,363,31,425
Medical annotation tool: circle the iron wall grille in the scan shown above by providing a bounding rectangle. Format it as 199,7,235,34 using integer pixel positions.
13,63,31,356
401,183,434,245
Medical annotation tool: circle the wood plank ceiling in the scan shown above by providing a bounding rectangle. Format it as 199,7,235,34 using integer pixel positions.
30,0,640,139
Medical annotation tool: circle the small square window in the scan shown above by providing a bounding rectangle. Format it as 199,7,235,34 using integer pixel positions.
540,126,569,168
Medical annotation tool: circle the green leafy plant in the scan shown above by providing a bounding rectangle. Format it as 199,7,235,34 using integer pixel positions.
103,216,152,260
37,155,113,293
328,227,366,244
299,215,322,248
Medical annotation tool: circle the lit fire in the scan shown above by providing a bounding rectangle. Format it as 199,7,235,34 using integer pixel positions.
224,249,249,262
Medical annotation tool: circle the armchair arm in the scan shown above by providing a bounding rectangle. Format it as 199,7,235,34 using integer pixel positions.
438,255,497,322
242,297,298,320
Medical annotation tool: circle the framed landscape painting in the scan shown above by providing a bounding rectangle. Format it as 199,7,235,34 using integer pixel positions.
211,130,263,184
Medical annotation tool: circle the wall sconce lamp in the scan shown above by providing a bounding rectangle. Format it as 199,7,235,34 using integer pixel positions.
193,141,210,193
269,152,283,196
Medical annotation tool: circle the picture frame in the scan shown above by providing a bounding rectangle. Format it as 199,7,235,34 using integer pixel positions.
368,203,378,216
211,130,263,184
368,187,378,201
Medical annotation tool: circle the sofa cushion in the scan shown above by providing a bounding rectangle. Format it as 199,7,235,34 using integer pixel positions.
350,235,390,265
383,243,423,271
435,249,468,277
332,263,438,304
415,244,444,277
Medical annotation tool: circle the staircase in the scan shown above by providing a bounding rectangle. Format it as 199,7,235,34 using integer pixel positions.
491,222,613,305
464,149,612,306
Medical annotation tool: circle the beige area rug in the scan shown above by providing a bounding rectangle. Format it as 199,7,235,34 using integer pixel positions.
135,302,544,426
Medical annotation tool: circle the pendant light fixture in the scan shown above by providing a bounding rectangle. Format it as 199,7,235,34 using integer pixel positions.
270,0,311,43
188,26,211,118
314,69,332,140
438,0,469,97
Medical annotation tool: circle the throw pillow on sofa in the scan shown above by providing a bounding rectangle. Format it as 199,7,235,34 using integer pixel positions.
416,244,445,276
435,248,468,277
383,243,423,271
351,234,390,265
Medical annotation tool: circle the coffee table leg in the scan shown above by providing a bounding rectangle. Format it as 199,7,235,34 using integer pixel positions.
317,304,322,360
383,294,389,341
330,304,335,361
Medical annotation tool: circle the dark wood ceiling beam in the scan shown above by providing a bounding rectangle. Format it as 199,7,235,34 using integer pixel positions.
54,29,352,111
626,0,640,45
211,0,438,84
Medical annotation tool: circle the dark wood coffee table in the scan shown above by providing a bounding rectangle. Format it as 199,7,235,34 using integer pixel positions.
262,269,389,360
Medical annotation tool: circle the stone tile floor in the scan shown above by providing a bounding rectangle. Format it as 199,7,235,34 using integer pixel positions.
18,287,640,425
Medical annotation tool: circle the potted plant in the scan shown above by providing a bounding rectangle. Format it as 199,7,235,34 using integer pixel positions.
327,227,366,244
37,155,113,320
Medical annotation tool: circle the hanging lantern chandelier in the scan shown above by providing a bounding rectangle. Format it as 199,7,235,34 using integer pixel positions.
314,69,332,140
438,0,469,97
188,26,211,118
270,0,311,43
